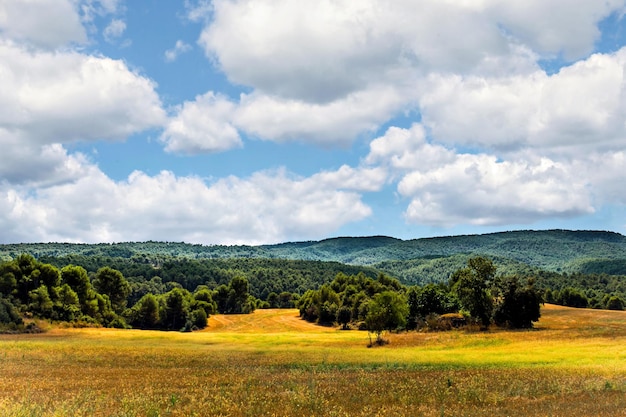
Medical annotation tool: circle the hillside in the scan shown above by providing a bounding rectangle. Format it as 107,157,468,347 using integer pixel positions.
2,229,626,279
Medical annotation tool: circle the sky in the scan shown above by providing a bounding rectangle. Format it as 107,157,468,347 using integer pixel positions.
2,1,626,245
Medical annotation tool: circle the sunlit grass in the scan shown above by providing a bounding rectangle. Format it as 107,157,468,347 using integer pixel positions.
1,305,626,416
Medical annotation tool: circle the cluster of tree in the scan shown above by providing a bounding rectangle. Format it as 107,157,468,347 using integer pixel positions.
298,257,543,344
0,254,258,332
125,287,215,331
1,254,128,329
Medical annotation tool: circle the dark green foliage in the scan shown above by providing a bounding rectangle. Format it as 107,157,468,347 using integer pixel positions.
0,297,22,326
336,305,352,329
190,308,208,329
163,288,189,330
451,257,495,328
493,276,542,328
605,295,625,310
406,284,457,329
56,284,81,322
298,272,406,335
213,275,256,314
552,287,589,308
127,293,160,329
93,267,131,313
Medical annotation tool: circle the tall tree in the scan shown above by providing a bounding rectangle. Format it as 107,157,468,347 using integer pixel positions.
451,257,495,328
93,267,131,313
493,276,542,328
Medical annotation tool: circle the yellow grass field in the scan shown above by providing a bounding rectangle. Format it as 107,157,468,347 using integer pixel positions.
1,304,626,416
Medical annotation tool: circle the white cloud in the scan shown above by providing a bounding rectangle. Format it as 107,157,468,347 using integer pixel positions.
103,18,126,42
419,48,626,156
0,0,87,48
0,41,166,145
366,125,598,228
164,40,192,62
0,167,375,245
488,0,626,60
397,153,594,227
161,92,242,154
193,0,626,148
0,130,90,187
234,85,411,146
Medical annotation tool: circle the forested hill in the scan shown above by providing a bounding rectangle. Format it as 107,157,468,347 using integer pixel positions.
2,230,626,277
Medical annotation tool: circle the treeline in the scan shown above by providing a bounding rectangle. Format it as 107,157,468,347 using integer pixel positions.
298,257,543,345
2,251,625,334
37,255,380,302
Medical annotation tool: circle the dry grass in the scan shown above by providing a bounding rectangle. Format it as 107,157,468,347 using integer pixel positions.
1,305,626,416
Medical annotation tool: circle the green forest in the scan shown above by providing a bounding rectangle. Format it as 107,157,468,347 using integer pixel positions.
2,230,626,334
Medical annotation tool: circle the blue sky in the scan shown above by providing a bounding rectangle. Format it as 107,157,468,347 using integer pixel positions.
2,0,626,244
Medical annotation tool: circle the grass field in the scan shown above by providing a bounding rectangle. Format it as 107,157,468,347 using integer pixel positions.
1,304,626,416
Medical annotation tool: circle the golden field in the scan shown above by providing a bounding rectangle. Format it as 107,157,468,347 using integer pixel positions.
1,304,625,416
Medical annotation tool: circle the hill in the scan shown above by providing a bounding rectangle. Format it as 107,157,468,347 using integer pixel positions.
2,229,626,280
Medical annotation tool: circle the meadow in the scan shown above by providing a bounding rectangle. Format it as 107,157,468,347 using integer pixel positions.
1,305,625,416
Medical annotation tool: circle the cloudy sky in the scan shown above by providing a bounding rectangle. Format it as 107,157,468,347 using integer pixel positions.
2,0,626,245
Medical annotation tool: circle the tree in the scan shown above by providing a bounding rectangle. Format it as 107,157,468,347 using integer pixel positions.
190,308,207,329
493,276,542,328
365,291,408,345
93,267,131,313
61,265,93,307
606,295,625,311
28,285,54,317
451,257,495,328
128,293,160,329
55,284,81,322
163,288,189,330
407,284,457,329
336,305,352,330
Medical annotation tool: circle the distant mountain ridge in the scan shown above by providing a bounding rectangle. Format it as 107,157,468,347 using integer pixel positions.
2,230,626,277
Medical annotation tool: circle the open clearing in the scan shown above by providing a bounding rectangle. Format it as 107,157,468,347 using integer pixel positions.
1,305,626,416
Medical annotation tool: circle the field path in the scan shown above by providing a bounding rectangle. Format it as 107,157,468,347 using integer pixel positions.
204,308,335,333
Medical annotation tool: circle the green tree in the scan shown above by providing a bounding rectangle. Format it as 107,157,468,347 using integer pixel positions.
192,288,217,316
93,267,131,313
336,305,352,330
55,284,81,322
61,265,94,310
163,288,189,330
28,285,54,317
190,308,208,329
606,295,625,311
128,293,161,329
451,257,495,328
365,291,408,345
493,276,542,328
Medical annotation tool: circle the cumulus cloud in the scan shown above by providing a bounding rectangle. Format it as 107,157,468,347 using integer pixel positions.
397,154,594,227
233,85,411,146
419,48,626,156
190,0,626,148
0,0,87,48
160,92,242,154
0,41,166,146
0,130,91,187
0,167,376,244
365,125,600,228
